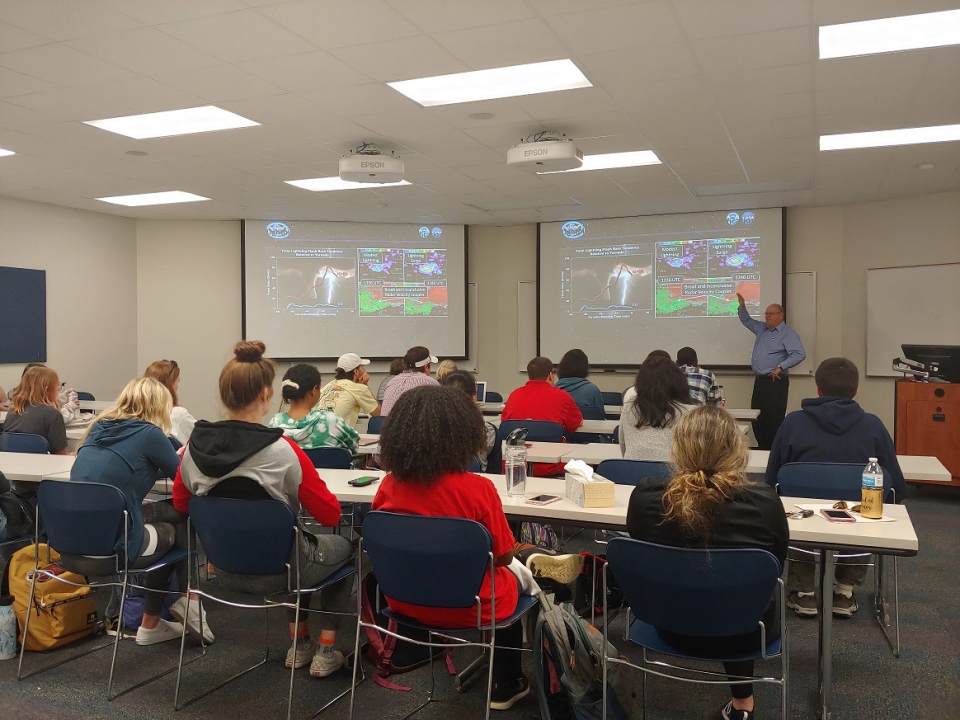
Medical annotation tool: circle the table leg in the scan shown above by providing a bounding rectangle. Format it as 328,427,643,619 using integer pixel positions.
817,549,834,720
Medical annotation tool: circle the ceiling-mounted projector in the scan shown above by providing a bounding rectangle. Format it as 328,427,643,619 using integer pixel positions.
506,134,582,172
339,144,404,183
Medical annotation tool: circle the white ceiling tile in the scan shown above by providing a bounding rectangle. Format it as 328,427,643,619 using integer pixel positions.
0,1,142,42
718,93,813,126
261,144,342,166
385,0,536,33
705,63,813,98
815,110,917,136
0,44,135,86
811,0,960,25
68,27,222,76
513,87,622,124
670,158,747,178
0,21,54,52
0,101,61,131
286,116,382,146
814,53,927,92
815,85,913,118
729,117,814,142
158,10,317,63
239,51,374,92
691,26,814,73
546,2,685,55
258,0,422,49
6,88,132,121
219,94,337,130
579,43,701,88
0,66,57,98
330,36,468,83
353,108,456,138
672,0,809,39
153,64,286,102
399,97,535,129
744,166,816,184
656,143,739,164
79,77,205,115
433,18,569,69
303,82,420,117
526,0,635,17
97,0,249,25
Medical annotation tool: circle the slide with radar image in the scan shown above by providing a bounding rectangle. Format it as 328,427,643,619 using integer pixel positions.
655,238,759,318
358,248,448,317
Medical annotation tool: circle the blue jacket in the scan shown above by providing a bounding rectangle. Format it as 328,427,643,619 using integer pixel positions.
555,377,604,410
765,397,907,501
70,419,181,561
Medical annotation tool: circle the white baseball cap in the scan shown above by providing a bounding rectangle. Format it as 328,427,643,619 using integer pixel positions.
337,353,370,372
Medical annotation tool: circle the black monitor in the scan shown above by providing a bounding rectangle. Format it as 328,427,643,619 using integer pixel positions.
901,345,960,383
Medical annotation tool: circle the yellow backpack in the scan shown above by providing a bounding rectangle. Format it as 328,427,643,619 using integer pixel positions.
1,543,98,651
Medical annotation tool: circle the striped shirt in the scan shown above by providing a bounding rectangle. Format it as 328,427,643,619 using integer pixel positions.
679,365,722,405
381,371,439,415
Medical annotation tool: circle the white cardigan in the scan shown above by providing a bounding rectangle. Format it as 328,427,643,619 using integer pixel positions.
169,405,197,445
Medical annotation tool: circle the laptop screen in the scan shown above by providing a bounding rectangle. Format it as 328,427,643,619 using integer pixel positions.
475,381,486,404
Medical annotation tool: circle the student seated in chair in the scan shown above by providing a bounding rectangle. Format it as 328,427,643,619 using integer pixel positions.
627,404,788,720
676,346,723,406
370,386,581,712
173,341,354,679
620,353,696,462
554,348,604,410
2,366,69,455
270,364,359,453
71,377,213,645
764,357,906,618
315,352,381,429
143,359,198,446
439,370,498,471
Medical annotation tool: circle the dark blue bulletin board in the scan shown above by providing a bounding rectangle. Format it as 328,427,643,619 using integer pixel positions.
0,266,47,363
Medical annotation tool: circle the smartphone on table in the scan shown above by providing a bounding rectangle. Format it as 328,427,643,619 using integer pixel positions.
347,475,379,487
525,494,561,506
820,508,856,523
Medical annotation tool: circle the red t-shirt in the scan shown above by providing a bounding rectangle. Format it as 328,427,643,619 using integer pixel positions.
369,470,518,628
502,380,583,475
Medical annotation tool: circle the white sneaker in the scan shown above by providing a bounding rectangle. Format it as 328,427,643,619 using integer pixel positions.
135,618,184,646
170,596,215,644
309,647,345,678
525,553,584,585
286,637,317,669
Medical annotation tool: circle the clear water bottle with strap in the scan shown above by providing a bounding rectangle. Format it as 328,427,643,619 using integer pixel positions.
503,428,528,498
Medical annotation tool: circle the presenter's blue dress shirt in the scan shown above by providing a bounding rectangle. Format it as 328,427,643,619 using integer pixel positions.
738,306,806,375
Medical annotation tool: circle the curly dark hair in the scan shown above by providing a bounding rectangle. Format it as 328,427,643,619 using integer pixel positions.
631,353,693,429
379,386,486,485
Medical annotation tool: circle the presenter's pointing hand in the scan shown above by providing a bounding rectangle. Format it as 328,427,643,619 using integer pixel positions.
736,292,745,309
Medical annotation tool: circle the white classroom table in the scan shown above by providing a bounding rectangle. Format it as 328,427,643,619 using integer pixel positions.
603,405,760,421
0,451,75,481
78,400,112,412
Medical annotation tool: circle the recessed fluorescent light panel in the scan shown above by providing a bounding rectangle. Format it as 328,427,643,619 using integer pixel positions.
388,59,591,107
85,106,259,139
0,147,15,157
539,150,661,174
97,191,210,207
819,9,960,59
820,124,960,151
285,177,411,192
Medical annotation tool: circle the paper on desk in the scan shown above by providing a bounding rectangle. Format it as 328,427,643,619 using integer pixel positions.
795,503,896,523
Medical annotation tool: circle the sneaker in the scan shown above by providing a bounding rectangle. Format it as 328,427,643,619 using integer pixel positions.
720,700,754,720
489,675,530,711
135,618,184,646
286,636,317,669
832,592,859,618
170,596,215,644
525,553,584,586
309,647,345,678
786,590,818,617
104,616,135,639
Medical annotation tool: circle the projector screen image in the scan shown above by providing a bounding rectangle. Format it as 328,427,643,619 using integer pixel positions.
244,221,466,359
539,209,783,367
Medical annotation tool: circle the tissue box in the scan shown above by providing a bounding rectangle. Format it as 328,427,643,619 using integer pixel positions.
565,471,615,508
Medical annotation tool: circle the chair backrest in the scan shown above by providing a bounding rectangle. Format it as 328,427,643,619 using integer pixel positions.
776,462,896,502
366,415,386,434
38,480,125,557
362,511,492,608
596,459,671,486
606,538,781,638
0,432,51,454
189,495,296,575
485,391,503,404
76,391,96,401
498,420,564,443
579,405,606,421
601,391,622,407
303,446,353,469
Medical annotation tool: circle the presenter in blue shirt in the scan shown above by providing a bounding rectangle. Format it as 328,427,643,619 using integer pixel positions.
737,293,806,449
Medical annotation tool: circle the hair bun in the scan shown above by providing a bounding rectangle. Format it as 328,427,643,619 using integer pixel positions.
234,340,266,363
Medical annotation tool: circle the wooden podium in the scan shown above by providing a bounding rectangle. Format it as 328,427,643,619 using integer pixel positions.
895,380,960,486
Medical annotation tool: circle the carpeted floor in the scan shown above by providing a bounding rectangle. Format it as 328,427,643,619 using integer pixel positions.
1,483,958,719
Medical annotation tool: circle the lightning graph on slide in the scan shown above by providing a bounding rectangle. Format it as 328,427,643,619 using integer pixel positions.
276,254,357,316
569,254,653,314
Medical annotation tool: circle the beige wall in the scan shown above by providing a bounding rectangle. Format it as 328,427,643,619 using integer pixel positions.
136,220,242,423
0,196,137,399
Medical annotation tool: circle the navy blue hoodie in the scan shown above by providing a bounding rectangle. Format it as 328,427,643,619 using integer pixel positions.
765,397,906,501
70,419,181,560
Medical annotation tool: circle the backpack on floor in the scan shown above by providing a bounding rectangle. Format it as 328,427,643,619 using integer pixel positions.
572,553,624,618
360,572,454,690
519,522,560,551
0,543,98,651
533,592,633,720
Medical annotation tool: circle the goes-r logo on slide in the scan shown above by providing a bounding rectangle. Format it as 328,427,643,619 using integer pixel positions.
266,222,290,239
561,221,585,239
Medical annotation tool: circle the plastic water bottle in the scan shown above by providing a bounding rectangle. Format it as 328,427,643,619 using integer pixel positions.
503,428,528,498
717,385,726,407
861,457,884,519
0,595,16,660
